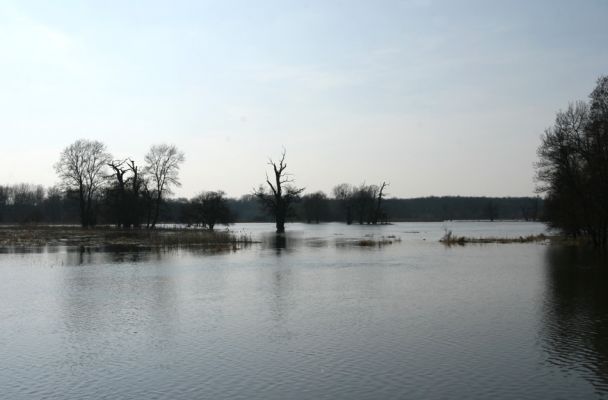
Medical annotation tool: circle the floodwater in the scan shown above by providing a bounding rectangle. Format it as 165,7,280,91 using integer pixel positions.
1,221,607,399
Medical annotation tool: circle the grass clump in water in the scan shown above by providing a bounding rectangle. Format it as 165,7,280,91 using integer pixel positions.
439,229,549,246
338,235,402,247
0,225,254,250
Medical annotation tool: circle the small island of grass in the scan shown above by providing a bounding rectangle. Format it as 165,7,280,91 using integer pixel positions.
0,225,253,250
440,230,550,246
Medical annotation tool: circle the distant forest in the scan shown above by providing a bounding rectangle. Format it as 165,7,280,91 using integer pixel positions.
0,183,541,225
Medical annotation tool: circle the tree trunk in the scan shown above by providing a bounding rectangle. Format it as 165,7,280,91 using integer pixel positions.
276,217,285,233
373,182,387,224
85,195,94,228
146,206,151,229
79,193,87,227
151,195,161,228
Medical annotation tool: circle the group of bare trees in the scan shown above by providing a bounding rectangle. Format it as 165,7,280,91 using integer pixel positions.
332,182,389,225
55,140,185,228
0,184,47,223
251,150,390,232
52,140,392,233
8,138,544,231
536,75,608,248
1,138,548,230
105,159,145,228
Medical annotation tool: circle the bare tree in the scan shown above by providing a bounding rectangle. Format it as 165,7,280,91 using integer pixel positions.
334,182,389,224
107,159,128,227
55,139,111,227
125,159,146,228
105,158,147,228
352,183,377,225
254,150,304,233
372,181,389,224
536,75,608,247
144,144,185,228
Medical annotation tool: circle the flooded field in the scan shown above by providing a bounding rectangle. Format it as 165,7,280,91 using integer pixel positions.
1,222,607,399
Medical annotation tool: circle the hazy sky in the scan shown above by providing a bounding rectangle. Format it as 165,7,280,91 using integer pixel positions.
0,0,606,198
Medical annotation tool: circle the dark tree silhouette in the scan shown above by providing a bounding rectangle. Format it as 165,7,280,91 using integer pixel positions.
520,196,540,221
0,182,542,225
191,191,233,230
332,182,389,224
301,191,329,223
536,75,608,247
106,159,129,227
372,182,389,224
144,144,185,228
254,150,304,233
124,159,146,228
105,158,148,228
55,139,111,227
352,184,376,224
484,199,498,222
0,186,7,222
44,186,68,223
0,184,45,223
333,183,355,224
537,102,590,236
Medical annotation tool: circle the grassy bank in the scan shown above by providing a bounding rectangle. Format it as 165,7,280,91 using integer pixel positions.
0,225,253,249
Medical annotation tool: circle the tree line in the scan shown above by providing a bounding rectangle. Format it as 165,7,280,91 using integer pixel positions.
536,75,608,248
0,181,541,227
0,139,545,231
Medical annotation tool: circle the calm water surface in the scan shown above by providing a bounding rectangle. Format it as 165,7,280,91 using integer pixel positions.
1,222,607,399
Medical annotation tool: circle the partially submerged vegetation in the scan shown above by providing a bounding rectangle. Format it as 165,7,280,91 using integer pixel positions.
440,230,550,246
336,235,402,247
0,225,253,250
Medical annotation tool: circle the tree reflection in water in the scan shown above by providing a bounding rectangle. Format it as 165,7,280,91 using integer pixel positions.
542,246,608,394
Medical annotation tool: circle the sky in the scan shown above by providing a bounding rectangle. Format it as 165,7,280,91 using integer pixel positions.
0,0,607,199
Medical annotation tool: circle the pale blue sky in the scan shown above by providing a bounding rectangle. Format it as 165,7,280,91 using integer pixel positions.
0,0,606,198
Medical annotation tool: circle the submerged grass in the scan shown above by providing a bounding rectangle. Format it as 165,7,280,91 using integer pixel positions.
0,225,254,250
337,235,402,248
440,230,550,246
